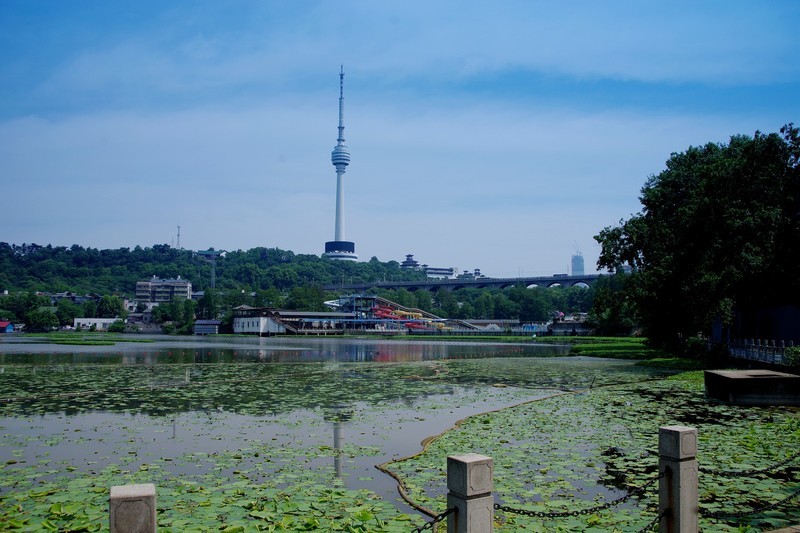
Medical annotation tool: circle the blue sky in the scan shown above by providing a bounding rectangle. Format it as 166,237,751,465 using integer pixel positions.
1,1,798,277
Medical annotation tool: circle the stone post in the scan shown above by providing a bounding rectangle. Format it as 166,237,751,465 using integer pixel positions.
110,483,156,533
658,426,698,533
447,453,494,533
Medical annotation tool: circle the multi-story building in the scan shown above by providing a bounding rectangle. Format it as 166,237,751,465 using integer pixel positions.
135,276,192,303
425,266,456,278
571,253,585,276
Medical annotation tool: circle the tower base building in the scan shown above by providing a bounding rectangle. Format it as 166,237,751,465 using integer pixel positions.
324,240,357,261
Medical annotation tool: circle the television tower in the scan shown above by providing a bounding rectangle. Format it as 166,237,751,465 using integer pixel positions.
324,66,358,260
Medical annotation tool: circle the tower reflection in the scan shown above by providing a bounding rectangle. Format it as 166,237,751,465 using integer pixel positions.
324,404,353,478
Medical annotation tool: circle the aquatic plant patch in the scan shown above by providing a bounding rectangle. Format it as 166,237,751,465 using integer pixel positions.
0,355,678,531
383,373,800,531
0,451,422,531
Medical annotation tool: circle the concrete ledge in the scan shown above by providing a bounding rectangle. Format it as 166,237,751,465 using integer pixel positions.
705,370,800,406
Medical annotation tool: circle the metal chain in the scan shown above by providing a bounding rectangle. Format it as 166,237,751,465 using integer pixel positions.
699,449,800,478
413,507,455,532
494,471,663,519
703,484,800,519
636,510,665,533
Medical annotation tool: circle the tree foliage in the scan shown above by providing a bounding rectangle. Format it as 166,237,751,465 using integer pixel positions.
0,292,51,325
595,124,800,348
0,243,599,325
152,298,196,334
95,295,125,318
26,308,59,332
586,273,638,336
0,244,427,295
56,299,82,326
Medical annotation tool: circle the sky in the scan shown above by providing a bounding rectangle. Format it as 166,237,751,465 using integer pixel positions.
1,1,798,278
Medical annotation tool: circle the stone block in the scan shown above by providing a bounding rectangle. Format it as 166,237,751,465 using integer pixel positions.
447,492,494,533
659,426,697,460
110,483,156,533
447,453,493,498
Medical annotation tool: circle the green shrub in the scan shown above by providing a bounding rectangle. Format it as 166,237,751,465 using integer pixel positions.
107,320,125,333
784,346,800,367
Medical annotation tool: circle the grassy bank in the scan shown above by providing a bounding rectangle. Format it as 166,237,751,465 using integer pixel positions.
19,332,155,346
569,338,670,359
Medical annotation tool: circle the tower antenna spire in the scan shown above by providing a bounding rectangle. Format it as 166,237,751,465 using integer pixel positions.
337,65,345,144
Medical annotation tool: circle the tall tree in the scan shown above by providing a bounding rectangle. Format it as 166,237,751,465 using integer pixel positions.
587,273,638,336
82,300,97,318
56,299,82,326
96,295,125,318
595,125,800,349
196,288,221,319
27,308,59,332
284,286,327,312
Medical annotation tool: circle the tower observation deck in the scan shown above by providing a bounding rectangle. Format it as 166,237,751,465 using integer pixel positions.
324,66,358,261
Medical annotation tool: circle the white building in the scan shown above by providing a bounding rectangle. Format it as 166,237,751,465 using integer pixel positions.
73,318,120,331
232,306,287,336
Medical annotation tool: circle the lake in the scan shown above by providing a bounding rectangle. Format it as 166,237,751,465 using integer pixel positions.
0,335,675,530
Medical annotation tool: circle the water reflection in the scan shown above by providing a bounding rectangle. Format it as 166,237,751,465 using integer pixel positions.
0,339,669,421
0,336,571,364
324,405,353,478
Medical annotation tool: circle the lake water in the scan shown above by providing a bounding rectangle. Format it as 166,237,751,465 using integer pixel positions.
0,335,673,516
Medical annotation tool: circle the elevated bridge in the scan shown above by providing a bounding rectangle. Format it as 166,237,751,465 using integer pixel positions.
323,274,602,293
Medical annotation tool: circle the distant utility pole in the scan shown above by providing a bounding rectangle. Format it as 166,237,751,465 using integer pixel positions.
177,225,181,250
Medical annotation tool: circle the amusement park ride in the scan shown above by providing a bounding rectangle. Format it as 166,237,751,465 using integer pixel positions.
370,305,449,330
325,295,459,331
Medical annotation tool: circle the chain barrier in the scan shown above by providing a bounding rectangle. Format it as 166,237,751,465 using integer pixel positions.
410,451,798,530
494,470,663,520
699,449,800,478
412,507,455,533
698,449,800,521
704,484,800,519
636,510,665,533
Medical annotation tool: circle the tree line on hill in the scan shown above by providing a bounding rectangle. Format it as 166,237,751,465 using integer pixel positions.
0,244,428,295
0,244,600,331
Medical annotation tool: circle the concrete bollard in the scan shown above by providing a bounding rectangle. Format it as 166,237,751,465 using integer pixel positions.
658,426,698,533
447,453,494,533
110,483,156,533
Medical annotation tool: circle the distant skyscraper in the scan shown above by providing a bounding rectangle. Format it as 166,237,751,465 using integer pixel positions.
324,66,358,261
571,253,585,276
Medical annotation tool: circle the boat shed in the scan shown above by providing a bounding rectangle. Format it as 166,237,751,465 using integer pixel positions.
194,319,222,335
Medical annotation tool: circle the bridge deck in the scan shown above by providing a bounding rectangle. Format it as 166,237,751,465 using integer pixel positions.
323,274,601,292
